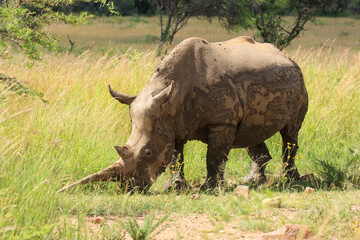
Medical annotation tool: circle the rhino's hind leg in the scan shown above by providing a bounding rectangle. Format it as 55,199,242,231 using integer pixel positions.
279,125,301,181
162,141,188,191
242,142,271,186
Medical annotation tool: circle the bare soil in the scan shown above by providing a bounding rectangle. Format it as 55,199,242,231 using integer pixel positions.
83,214,262,239
74,209,304,240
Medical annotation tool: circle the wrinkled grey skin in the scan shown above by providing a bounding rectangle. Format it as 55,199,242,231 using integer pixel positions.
109,36,308,190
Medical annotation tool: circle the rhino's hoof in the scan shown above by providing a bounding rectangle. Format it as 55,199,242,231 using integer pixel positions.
200,181,216,191
284,169,301,181
242,172,266,186
162,178,189,192
199,179,228,192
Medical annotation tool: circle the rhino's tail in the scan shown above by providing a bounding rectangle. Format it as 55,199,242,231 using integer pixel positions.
58,160,125,192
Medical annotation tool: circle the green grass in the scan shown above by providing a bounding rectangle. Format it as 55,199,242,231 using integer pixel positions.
1,16,360,239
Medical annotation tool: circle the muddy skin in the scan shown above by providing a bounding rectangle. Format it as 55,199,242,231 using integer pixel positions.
59,36,308,192
112,36,308,190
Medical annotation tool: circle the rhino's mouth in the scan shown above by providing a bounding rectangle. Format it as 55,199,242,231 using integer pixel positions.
115,177,152,193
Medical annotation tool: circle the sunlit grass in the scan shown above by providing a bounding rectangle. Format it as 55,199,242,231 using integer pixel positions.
1,18,360,238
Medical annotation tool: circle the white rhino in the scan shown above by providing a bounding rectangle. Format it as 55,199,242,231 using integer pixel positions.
59,36,308,192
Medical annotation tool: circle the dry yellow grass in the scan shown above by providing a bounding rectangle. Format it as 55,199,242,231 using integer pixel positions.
1,16,360,239
46,16,360,53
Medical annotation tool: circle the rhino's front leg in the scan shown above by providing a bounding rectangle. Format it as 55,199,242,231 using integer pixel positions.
162,141,188,191
205,125,236,188
242,142,271,185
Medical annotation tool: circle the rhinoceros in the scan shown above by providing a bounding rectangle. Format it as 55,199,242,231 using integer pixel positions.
59,36,308,192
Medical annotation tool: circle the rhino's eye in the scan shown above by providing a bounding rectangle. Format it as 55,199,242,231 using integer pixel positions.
144,148,152,157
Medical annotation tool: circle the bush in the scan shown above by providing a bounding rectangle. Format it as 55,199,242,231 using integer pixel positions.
113,0,136,16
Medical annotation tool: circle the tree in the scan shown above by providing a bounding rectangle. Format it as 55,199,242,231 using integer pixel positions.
333,0,351,13
221,0,335,49
349,0,360,13
134,0,156,15
319,0,350,15
0,0,112,60
112,0,136,15
150,0,222,53
54,0,156,16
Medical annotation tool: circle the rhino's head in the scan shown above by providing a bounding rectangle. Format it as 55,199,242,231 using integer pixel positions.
109,82,176,189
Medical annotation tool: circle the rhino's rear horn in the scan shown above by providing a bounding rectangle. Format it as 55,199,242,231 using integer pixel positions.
153,81,174,105
108,85,136,105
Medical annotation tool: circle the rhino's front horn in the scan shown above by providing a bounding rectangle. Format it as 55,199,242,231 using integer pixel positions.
114,145,133,159
58,159,125,192
108,85,136,105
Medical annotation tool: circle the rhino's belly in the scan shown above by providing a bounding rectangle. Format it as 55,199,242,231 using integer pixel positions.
233,124,285,148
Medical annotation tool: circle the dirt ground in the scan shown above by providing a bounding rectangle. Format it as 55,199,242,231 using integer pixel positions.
66,199,360,239
84,214,262,239
73,205,313,240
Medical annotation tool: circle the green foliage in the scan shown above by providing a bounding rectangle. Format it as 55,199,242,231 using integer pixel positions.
112,0,136,16
134,0,156,15
222,0,336,49
349,0,360,13
319,0,350,15
55,0,156,16
151,0,226,53
123,213,169,240
0,0,113,60
217,0,253,30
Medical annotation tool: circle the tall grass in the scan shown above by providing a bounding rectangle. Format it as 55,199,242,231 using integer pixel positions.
0,50,157,239
293,45,360,188
0,44,359,238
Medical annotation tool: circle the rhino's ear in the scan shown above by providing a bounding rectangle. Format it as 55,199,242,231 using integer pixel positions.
153,82,174,105
108,85,136,105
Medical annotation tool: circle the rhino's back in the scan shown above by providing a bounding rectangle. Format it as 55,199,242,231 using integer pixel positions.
193,36,295,84
188,37,306,147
